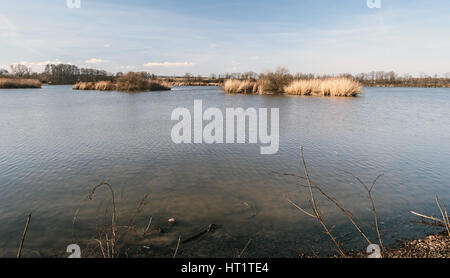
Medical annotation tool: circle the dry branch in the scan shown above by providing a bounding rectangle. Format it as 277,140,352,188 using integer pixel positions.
17,213,32,258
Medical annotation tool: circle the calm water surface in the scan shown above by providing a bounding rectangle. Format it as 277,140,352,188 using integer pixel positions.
0,86,449,257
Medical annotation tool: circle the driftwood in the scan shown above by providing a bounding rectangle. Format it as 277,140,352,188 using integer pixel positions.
182,224,217,244
17,213,32,258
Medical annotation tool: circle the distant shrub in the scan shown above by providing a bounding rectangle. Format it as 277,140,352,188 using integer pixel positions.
115,72,171,92
0,78,42,89
257,67,293,94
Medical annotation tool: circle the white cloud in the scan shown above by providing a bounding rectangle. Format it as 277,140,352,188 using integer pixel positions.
143,61,194,67
12,60,62,67
85,58,106,64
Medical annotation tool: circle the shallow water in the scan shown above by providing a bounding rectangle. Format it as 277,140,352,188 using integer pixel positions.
0,85,449,257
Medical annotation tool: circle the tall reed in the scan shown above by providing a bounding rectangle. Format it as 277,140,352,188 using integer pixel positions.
0,78,42,89
223,79,258,94
224,77,362,97
284,78,362,96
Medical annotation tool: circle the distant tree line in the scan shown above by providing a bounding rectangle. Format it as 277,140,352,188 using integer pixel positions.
0,64,115,84
352,71,450,88
216,70,450,88
1,65,450,88
41,64,114,84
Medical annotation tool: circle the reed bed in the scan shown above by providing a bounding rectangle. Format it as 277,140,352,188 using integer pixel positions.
73,80,171,92
285,78,362,97
0,78,42,89
73,82,96,90
223,79,259,94
95,81,116,91
224,77,362,97
73,72,171,92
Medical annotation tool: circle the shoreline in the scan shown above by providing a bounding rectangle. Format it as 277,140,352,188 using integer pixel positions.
350,232,449,258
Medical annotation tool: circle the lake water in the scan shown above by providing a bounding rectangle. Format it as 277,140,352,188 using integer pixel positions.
0,85,449,257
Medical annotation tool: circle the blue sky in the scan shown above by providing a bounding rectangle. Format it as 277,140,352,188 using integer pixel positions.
1,0,449,76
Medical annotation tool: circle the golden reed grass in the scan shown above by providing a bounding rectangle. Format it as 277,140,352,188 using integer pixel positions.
224,78,362,97
223,79,259,94
284,78,362,97
0,78,42,89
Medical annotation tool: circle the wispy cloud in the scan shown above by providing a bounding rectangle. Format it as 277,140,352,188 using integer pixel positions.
85,58,106,64
143,61,194,67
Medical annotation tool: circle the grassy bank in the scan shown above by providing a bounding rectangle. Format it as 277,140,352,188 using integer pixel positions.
0,78,42,89
73,72,171,92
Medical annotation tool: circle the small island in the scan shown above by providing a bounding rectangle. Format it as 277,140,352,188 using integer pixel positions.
223,67,362,97
73,72,171,92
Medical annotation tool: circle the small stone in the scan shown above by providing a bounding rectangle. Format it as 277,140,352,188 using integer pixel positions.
168,218,176,224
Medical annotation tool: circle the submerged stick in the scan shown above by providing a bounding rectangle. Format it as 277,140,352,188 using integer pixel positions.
143,216,153,236
410,211,444,223
238,239,253,258
173,235,181,258
17,213,32,258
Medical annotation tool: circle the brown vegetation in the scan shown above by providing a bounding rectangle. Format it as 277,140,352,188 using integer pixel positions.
284,78,362,97
73,72,171,92
0,78,42,89
283,147,449,258
223,68,362,97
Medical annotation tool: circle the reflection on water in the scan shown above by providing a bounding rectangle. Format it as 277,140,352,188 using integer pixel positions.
0,86,449,257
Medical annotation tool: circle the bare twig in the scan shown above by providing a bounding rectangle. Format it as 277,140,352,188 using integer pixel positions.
435,196,450,237
94,239,107,258
89,182,117,258
410,211,444,223
300,147,346,257
278,171,373,246
238,239,253,258
173,235,181,258
285,196,317,218
17,213,32,258
143,216,153,236
72,208,79,243
345,171,384,252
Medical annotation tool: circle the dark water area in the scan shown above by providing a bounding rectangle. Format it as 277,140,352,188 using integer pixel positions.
0,85,449,257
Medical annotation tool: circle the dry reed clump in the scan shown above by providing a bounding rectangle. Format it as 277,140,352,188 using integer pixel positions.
283,79,322,96
284,78,362,97
73,82,96,90
223,65,362,97
72,74,172,92
223,79,258,94
115,72,171,92
0,78,42,89
95,81,116,91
